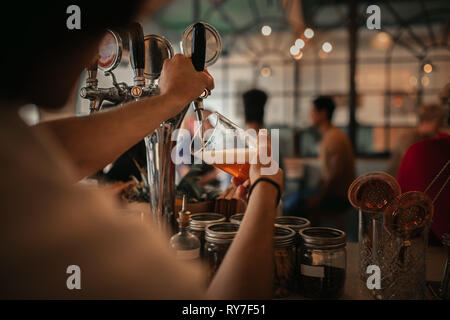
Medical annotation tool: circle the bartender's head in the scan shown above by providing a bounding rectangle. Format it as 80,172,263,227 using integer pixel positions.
0,1,145,109
311,95,335,127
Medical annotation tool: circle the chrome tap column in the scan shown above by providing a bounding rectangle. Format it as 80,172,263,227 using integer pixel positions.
143,34,184,234
145,21,223,235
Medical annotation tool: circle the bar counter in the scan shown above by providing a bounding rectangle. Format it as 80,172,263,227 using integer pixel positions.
126,202,446,299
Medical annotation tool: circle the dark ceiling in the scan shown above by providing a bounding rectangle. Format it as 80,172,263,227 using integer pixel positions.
153,0,449,33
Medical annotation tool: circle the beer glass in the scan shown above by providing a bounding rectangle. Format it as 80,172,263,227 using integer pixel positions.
191,112,258,182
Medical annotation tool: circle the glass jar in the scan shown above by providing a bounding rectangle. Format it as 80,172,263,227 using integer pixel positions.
275,216,311,233
229,213,244,225
298,227,347,299
189,213,226,259
205,222,239,282
273,226,296,298
359,209,428,299
275,216,310,247
275,216,311,293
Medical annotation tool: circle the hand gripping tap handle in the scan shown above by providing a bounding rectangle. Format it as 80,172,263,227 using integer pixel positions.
129,22,145,89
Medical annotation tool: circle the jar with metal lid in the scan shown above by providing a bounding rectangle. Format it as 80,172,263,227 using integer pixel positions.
273,226,297,298
275,216,310,246
189,213,226,259
275,216,311,233
229,213,244,225
298,227,346,299
275,216,311,293
205,222,239,281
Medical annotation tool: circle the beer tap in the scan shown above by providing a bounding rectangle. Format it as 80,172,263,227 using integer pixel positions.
80,29,128,113
181,22,222,125
83,59,100,113
143,34,181,233
191,22,208,124
78,22,223,236
129,22,146,99
145,22,221,234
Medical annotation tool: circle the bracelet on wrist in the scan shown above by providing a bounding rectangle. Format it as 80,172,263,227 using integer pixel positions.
248,177,281,207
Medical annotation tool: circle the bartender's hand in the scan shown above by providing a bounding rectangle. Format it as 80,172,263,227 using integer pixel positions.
159,54,214,114
232,129,283,201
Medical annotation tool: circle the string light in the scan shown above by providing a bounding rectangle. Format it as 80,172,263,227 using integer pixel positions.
295,38,305,49
423,63,433,73
421,76,430,87
261,25,272,36
290,45,300,56
322,42,333,53
304,28,314,39
261,66,272,77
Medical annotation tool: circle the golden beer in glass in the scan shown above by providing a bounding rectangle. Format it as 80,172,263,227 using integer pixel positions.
191,113,258,182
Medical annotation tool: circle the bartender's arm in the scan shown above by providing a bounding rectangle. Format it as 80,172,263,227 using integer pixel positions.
33,54,214,181
207,143,283,299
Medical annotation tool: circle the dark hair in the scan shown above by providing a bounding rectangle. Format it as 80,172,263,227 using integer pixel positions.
0,1,142,102
243,89,268,123
313,96,336,121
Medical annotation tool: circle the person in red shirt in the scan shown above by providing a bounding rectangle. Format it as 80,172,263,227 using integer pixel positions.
397,136,450,245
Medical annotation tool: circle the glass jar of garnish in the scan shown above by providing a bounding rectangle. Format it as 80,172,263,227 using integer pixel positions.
204,222,239,282
275,216,311,293
273,226,297,298
298,227,346,299
189,213,226,259
275,216,311,233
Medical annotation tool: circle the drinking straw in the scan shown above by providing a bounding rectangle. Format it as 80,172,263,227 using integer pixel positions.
423,160,449,204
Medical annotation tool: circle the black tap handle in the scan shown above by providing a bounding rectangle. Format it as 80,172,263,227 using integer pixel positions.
87,59,98,72
129,22,145,70
191,22,206,72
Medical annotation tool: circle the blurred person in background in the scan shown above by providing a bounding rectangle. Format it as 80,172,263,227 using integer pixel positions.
284,96,355,220
397,136,450,245
439,83,450,126
388,103,449,177
243,88,268,132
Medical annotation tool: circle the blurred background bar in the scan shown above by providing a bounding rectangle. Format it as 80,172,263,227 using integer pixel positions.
71,0,449,159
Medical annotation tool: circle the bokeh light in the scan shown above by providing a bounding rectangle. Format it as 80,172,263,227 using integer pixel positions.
261,25,272,36
304,28,314,39
322,42,333,53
